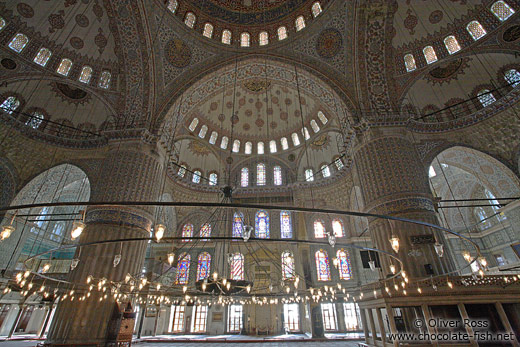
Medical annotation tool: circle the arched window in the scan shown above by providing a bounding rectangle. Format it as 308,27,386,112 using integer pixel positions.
192,170,201,183
220,136,229,149
259,31,269,46
317,111,328,124
295,16,306,31
197,252,211,281
79,66,93,84
280,211,292,238
232,139,240,153
292,133,300,146
475,207,490,230
404,54,416,72
315,250,331,281
274,166,282,186
321,164,331,178
222,30,232,44
444,35,461,54
167,0,178,13
302,127,310,140
312,2,322,17
423,46,438,64
491,1,515,21
485,190,505,220
255,210,269,238
98,71,111,89
209,173,218,186
178,165,186,177
334,158,344,170
241,167,249,187
305,169,314,182
209,131,218,144
176,253,190,284
203,23,213,38
314,220,326,238
230,253,244,280
282,251,295,280
505,69,520,88
200,223,211,240
310,120,320,133
198,124,208,138
257,142,265,154
257,163,266,185
477,89,496,107
34,48,52,66
241,32,250,47
8,33,28,53
336,249,352,280
269,140,277,153
467,21,487,40
281,137,289,150
332,219,344,237
26,112,44,129
245,141,252,154
189,118,199,131
233,212,243,237
184,12,196,28
0,17,5,31
182,224,193,242
57,58,73,76
278,26,288,40
0,96,20,115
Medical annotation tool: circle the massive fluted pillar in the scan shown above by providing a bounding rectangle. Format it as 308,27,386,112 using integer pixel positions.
46,140,165,345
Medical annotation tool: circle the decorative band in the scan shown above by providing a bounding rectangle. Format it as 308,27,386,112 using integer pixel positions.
85,208,152,231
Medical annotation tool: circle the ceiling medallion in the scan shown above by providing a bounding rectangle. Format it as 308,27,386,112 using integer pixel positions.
503,25,520,42
310,134,330,149
165,39,192,68
426,57,470,85
316,28,343,59
243,80,271,93
188,141,211,156
51,82,91,105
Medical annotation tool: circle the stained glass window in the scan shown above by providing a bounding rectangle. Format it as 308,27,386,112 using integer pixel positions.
259,31,269,46
245,141,252,154
257,163,266,185
182,224,193,242
26,112,44,129
310,120,320,133
8,33,28,53
278,26,288,40
200,223,211,240
337,249,352,280
178,165,186,177
305,169,314,182
274,166,282,186
209,173,218,186
295,16,306,31
423,46,438,64
203,23,213,38
241,167,249,187
176,253,190,284
257,142,264,154
220,136,229,149
477,89,496,107
444,35,461,54
232,140,240,153
189,118,199,131
314,220,326,238
467,21,487,40
255,210,269,238
315,249,331,281
0,96,20,115
241,32,250,47
312,2,322,17
167,0,178,13
332,219,344,237
505,69,520,88
233,212,243,238
192,170,201,183
280,211,292,238
57,58,73,76
491,1,515,21
269,140,277,153
0,17,5,31
184,12,196,28
404,54,416,72
197,252,211,280
34,48,52,67
282,251,295,280
222,30,232,44
98,71,111,89
209,131,218,144
79,66,93,84
230,253,244,280
281,137,289,150
321,164,331,178
334,158,344,170
198,124,208,138
292,133,300,146
317,111,328,124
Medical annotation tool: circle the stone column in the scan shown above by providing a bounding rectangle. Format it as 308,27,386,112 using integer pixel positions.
46,140,165,345
353,133,454,278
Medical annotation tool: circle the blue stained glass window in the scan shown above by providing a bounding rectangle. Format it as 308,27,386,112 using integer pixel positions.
280,211,292,238
337,249,352,280
197,252,211,280
230,253,244,280
255,210,269,238
200,223,211,240
282,251,295,280
233,212,243,238
241,168,249,187
182,224,193,242
315,249,331,281
176,253,190,284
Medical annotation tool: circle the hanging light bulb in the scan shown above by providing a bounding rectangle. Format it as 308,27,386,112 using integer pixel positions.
0,225,15,241
246,285,251,293
125,274,131,283
70,258,80,271
113,254,121,268
478,257,488,269
462,251,471,262
226,282,231,290
389,264,396,274
154,224,165,242
23,270,30,278
156,283,161,291
434,243,444,257
167,252,175,265
42,263,51,273
212,272,218,281
71,221,86,240
16,273,23,282
332,257,339,268
202,282,207,292
183,286,187,293
389,236,400,253
368,260,376,272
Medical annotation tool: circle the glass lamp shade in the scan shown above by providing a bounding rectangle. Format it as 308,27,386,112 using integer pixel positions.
389,236,400,253
42,263,51,273
327,233,336,247
434,243,444,257
368,260,376,272
167,252,175,265
71,221,86,240
389,264,396,274
155,224,166,241
113,254,121,267
462,251,471,262
70,258,80,270
0,225,15,240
